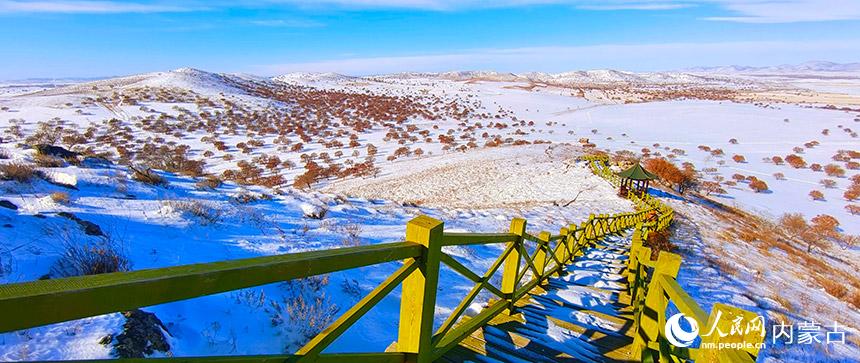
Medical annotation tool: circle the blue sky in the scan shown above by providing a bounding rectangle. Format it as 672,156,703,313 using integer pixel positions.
1,0,859,79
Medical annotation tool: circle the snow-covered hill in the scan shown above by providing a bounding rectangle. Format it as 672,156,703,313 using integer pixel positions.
1,66,859,361
686,60,860,74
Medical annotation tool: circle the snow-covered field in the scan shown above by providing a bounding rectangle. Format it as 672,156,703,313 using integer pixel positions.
1,68,858,361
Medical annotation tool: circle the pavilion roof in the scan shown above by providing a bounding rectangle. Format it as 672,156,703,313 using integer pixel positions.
618,162,658,180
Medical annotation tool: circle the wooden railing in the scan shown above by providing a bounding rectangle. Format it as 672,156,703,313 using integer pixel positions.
0,207,656,362
0,155,763,363
586,154,765,363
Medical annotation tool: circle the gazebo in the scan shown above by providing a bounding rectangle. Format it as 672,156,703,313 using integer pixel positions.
618,162,657,196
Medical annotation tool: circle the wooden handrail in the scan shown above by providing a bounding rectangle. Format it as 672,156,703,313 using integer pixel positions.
0,241,423,334
441,232,518,246
0,154,751,363
588,154,761,363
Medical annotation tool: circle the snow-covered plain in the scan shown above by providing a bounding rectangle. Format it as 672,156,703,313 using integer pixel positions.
1,68,858,361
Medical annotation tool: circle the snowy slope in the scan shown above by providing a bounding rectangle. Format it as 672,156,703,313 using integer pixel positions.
1,67,859,361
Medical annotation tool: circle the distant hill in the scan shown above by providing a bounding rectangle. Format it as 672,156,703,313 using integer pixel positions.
685,61,860,74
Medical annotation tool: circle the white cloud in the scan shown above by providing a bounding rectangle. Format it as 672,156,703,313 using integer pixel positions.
0,0,198,13
3,0,859,23
577,3,692,11
249,18,325,27
703,0,860,23
255,40,860,75
267,0,860,23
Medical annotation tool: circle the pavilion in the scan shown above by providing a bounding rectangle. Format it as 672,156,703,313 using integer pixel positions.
618,162,657,196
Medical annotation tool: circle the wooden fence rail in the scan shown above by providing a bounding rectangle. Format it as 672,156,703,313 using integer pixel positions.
586,154,764,363
0,155,762,362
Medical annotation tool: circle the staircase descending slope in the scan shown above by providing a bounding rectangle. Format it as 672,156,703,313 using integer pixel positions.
443,233,638,363
0,155,764,363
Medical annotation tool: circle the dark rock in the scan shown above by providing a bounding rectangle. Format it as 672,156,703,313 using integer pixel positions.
57,211,105,236
79,220,104,236
34,144,78,160
0,200,17,210
81,156,112,169
99,334,113,346
113,309,171,358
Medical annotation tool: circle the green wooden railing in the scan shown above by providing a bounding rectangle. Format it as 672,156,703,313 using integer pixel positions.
0,155,763,363
0,209,656,363
586,154,765,363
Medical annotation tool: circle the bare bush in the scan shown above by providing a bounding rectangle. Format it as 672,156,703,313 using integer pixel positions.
0,162,40,182
165,199,224,225
824,164,846,177
809,190,825,201
195,175,222,190
130,166,167,187
644,229,675,260
34,154,64,168
785,154,806,169
50,191,70,204
50,233,131,278
270,275,339,350
749,179,768,193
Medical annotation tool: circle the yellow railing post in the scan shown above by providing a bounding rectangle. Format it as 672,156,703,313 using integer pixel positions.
585,214,595,241
631,251,682,360
567,223,579,258
555,227,569,270
502,218,526,314
397,215,444,363
534,231,550,282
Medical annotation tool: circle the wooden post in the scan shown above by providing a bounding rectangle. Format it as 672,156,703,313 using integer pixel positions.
627,227,644,289
534,231,550,282
566,224,577,258
501,218,526,314
556,227,569,268
397,215,444,363
631,251,682,360
586,214,595,241
575,222,587,256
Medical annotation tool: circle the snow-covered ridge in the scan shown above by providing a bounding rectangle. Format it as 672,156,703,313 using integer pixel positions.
355,69,756,88
685,60,860,74
28,68,254,97
272,72,357,84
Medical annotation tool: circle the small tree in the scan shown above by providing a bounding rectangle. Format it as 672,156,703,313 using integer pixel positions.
845,185,860,201
772,156,784,165
749,179,768,193
785,154,806,169
732,155,746,163
809,190,825,201
820,179,837,188
811,214,839,237
824,164,846,177
779,213,808,240
699,181,726,195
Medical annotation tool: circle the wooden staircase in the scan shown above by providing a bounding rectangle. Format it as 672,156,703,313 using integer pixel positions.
443,233,639,363
0,155,764,363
